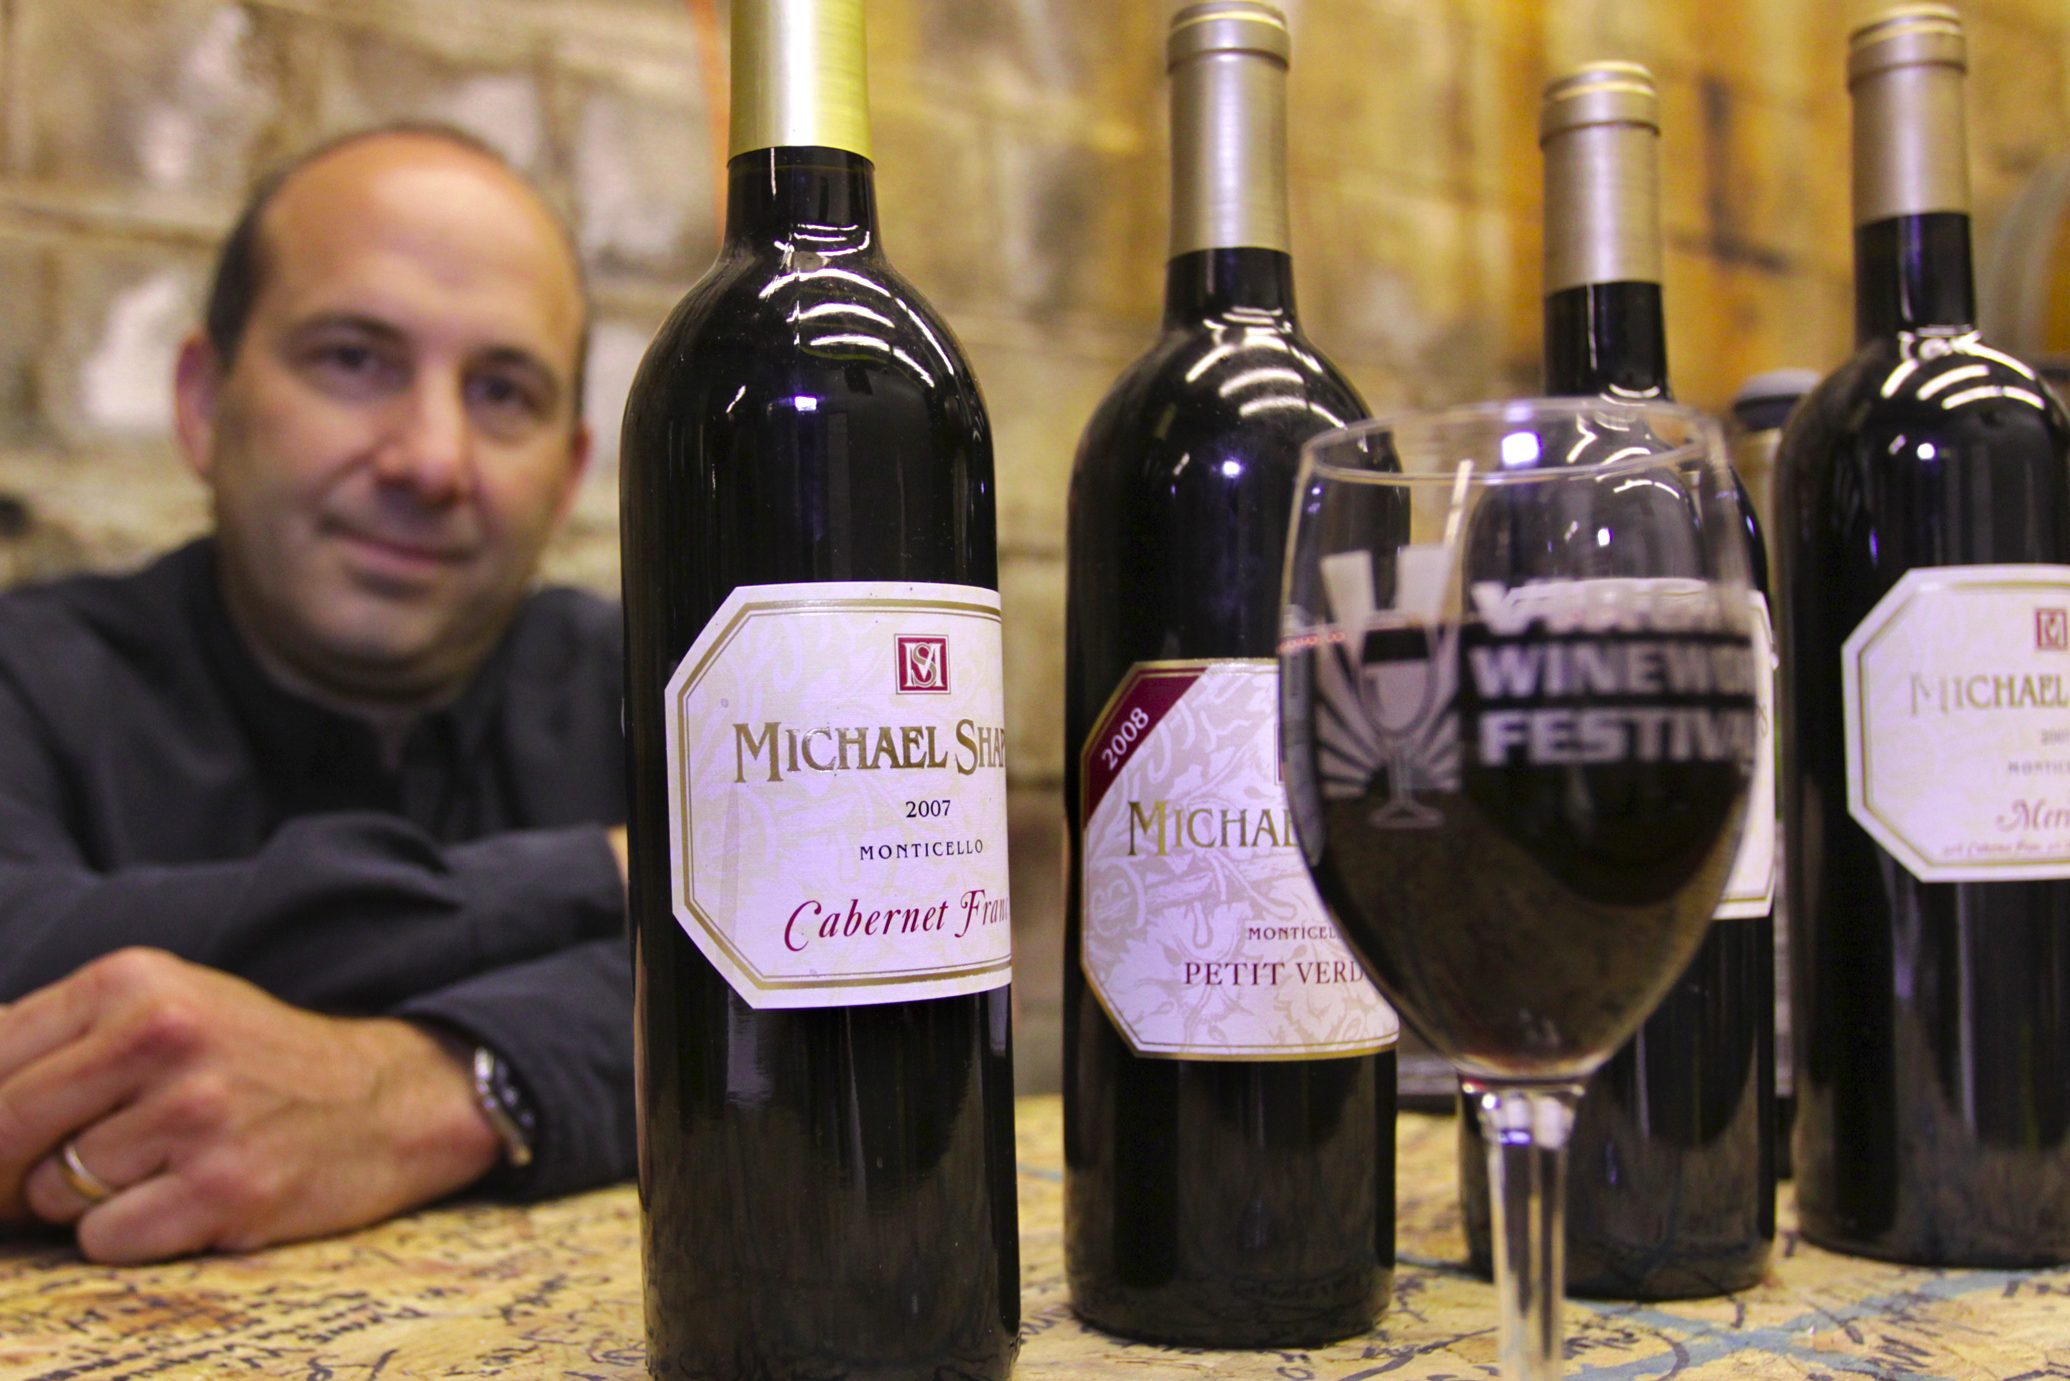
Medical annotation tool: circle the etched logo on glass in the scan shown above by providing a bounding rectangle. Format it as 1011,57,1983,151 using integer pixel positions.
1354,616,1462,828
1308,546,1462,829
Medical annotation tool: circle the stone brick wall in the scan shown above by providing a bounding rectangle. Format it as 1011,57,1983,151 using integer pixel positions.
2,0,2066,1086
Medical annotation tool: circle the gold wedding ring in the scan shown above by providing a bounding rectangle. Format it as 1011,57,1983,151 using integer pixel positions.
58,1139,116,1205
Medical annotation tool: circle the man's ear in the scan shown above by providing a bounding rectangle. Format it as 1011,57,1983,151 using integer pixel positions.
172,333,224,482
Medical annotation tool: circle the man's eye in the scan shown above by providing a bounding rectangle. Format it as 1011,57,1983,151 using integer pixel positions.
470,372,546,419
326,345,374,371
306,342,400,390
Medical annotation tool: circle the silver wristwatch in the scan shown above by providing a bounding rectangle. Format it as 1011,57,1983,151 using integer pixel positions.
470,1046,537,1169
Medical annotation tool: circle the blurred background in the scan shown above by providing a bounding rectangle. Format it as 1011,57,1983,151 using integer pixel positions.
1,0,2067,1089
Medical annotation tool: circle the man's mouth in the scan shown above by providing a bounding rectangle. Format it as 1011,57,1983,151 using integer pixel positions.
329,523,471,574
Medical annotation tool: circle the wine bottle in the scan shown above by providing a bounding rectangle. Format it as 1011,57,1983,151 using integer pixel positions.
1776,3,2070,1265
1458,61,1778,1299
1063,1,1398,1347
1731,367,1818,1183
619,1,1020,1373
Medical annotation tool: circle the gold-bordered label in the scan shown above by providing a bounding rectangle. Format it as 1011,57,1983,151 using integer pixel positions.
665,581,1012,1008
1844,564,2070,882
1079,658,1397,1060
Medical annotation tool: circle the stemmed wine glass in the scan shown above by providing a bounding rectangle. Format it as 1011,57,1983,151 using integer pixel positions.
1278,399,1758,1379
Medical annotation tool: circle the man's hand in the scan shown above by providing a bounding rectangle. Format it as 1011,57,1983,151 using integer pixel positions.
0,948,501,1263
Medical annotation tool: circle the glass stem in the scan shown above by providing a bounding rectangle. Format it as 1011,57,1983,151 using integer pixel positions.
1468,1081,1582,1381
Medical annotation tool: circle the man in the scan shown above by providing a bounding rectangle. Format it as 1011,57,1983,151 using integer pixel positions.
0,126,632,1264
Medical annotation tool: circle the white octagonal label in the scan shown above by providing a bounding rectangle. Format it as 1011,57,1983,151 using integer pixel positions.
663,581,1013,1007
1843,564,2070,883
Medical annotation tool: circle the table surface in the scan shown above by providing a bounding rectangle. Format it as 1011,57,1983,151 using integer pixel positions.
1,1096,2066,1379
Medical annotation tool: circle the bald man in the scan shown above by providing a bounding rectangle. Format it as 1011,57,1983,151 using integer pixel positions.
0,127,632,1262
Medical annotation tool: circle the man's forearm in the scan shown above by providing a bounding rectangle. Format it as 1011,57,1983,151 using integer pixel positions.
0,812,624,1010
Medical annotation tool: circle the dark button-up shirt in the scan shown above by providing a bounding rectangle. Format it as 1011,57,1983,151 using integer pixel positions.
0,540,631,1198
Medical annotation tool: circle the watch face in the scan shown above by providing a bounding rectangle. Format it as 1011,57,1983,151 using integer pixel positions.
493,1060,538,1136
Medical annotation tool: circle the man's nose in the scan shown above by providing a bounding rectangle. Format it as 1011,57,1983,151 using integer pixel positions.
375,379,476,502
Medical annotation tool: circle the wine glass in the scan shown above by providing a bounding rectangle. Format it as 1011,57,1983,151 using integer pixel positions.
1278,399,1758,1379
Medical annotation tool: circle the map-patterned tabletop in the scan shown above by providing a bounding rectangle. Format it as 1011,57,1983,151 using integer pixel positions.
0,1097,2065,1379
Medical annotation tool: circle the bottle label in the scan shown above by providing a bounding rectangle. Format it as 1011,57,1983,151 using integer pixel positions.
1080,660,1399,1059
1844,564,2070,883
1716,592,1777,918
663,581,1013,1008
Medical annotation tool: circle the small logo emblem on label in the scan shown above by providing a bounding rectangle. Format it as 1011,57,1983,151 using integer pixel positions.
2038,609,2068,651
896,635,949,693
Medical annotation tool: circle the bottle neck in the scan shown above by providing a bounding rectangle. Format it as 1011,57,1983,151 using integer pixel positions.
1853,211,1975,340
1541,121,1663,300
1163,247,1297,327
1169,48,1290,259
1539,94,1666,399
730,0,871,161
1543,281,1670,400
723,147,879,255
1847,33,1971,340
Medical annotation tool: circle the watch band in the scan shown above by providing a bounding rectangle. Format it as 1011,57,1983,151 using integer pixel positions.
471,1046,536,1169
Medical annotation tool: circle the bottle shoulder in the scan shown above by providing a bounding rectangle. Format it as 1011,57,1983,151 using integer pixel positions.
1774,330,2070,586
1072,318,1365,488
632,244,985,418
1779,329,2070,476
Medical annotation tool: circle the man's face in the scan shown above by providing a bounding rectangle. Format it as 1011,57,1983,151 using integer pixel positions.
178,136,590,707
